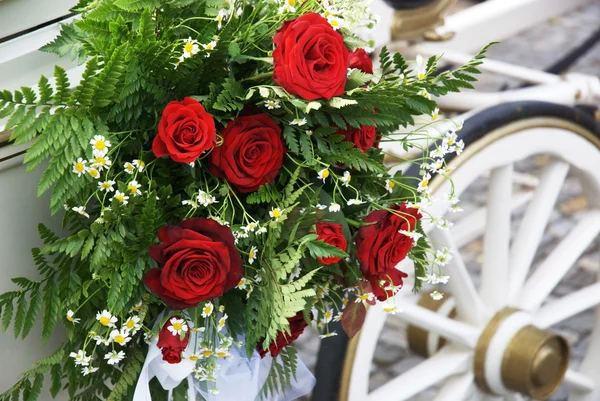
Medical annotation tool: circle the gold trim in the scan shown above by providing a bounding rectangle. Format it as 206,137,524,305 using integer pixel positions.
407,294,456,357
390,0,458,41
0,130,11,148
338,117,600,401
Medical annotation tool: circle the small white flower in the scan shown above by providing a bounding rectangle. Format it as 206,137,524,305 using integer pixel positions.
236,277,248,290
167,317,189,336
112,190,129,205
356,292,374,303
443,129,457,147
450,203,463,213
428,159,444,173
215,8,229,30
110,329,131,346
433,275,450,285
82,366,99,376
217,314,228,332
326,15,343,30
290,118,307,126
257,226,267,235
91,155,112,171
398,229,423,241
123,316,142,333
99,180,116,192
90,135,111,156
182,199,199,208
430,145,448,159
93,335,111,346
347,198,365,206
317,168,330,183
319,332,338,339
414,54,427,80
383,304,401,314
418,173,431,193
215,348,230,358
321,309,334,324
430,290,444,301
198,190,218,207
418,274,436,284
316,204,328,210
264,99,281,109
248,246,258,265
73,158,88,177
278,0,297,14
66,310,80,324
455,140,465,155
183,37,200,58
97,310,117,327
208,388,220,395
446,193,460,205
434,247,453,266
340,171,351,187
70,350,91,366
269,207,283,221
124,162,136,175
127,180,142,196
202,40,218,53
243,222,258,232
132,159,145,172
289,265,301,281
385,179,396,193
202,302,214,318
305,130,313,136
437,218,453,231
432,107,440,121
72,206,89,218
105,350,125,366
333,312,343,322
329,202,341,213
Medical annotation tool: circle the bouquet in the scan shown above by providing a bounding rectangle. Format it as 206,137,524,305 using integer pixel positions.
0,0,488,399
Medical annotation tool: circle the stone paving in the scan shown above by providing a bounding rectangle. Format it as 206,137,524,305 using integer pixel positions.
295,2,600,400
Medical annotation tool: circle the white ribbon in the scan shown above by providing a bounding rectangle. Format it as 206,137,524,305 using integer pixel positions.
133,331,315,401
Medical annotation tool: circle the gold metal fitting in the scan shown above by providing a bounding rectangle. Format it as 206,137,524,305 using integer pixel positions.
407,294,456,357
474,308,569,400
390,0,457,41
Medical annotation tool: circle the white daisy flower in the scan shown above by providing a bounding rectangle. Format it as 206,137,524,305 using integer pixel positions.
248,246,257,265
183,37,200,58
385,179,395,193
347,198,365,206
417,173,431,193
450,203,463,213
123,316,142,333
72,158,88,177
414,54,427,80
167,317,189,336
90,135,111,157
333,312,343,322
217,314,228,332
383,304,401,314
110,329,131,346
455,140,465,155
433,275,450,285
92,335,111,346
329,202,341,212
326,15,342,30
257,226,267,235
356,292,374,303
278,0,297,13
91,155,112,171
215,348,230,358
198,190,218,206
82,366,99,376
398,229,423,241
72,206,89,218
434,247,453,266
443,130,457,147
340,171,351,187
317,168,330,183
215,8,229,30
437,218,453,231
430,290,444,301
290,118,307,126
112,190,129,205
99,180,116,192
70,350,91,366
132,159,145,172
430,145,448,159
269,207,283,221
319,332,338,339
105,350,126,365
66,310,80,324
321,309,334,324
208,388,220,395
264,99,281,109
96,310,117,327
236,278,248,290
428,159,444,173
202,40,218,53
202,302,214,318
316,204,328,210
127,180,142,196
124,162,136,175
243,222,257,233
432,107,440,121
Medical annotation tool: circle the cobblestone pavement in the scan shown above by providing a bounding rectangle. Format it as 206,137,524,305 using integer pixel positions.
295,2,600,400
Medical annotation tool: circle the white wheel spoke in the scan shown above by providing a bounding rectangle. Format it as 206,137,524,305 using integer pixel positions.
504,394,525,401
481,164,513,310
451,191,533,249
394,296,480,348
534,282,600,328
564,369,595,393
430,229,488,324
519,210,600,311
367,347,471,401
432,372,475,401
508,161,569,300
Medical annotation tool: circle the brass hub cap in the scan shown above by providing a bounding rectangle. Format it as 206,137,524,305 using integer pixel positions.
408,297,569,399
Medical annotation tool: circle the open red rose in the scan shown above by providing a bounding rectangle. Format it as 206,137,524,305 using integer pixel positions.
152,97,216,163
157,316,190,364
258,312,308,358
348,48,373,74
273,13,349,101
210,114,285,193
356,203,422,278
337,125,377,153
143,218,243,309
314,222,347,265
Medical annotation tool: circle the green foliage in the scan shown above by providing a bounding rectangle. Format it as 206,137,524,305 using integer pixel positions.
259,347,299,400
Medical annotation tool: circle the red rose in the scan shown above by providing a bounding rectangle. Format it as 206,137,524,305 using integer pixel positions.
367,268,408,302
157,316,190,364
348,48,373,74
337,125,377,153
143,218,243,309
258,312,308,358
273,13,349,101
356,203,422,278
210,114,285,193
152,97,216,163
314,222,347,265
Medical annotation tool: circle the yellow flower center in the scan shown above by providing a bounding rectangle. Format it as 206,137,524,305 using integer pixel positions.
138,160,145,168
216,352,227,358
132,305,142,311
95,157,106,165
115,335,126,344
102,183,111,189
205,44,214,51
203,306,212,315
272,209,281,218
219,320,225,328
330,19,339,27
383,307,395,313
95,141,106,151
189,355,199,361
88,169,99,178
184,42,194,53
388,181,396,189
99,316,111,326
126,320,135,329
202,350,213,357
66,315,74,322
418,72,425,80
127,184,138,194
447,137,455,146
325,312,332,320
321,170,330,179
359,294,369,301
172,322,183,331
249,250,256,259
75,162,85,173
237,279,245,287
421,179,429,187
115,195,125,202
287,0,296,6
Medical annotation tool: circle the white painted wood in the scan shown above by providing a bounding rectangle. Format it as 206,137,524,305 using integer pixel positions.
451,190,533,248
481,164,513,310
0,0,75,40
508,161,570,301
433,372,476,401
534,282,600,329
427,297,457,356
394,296,481,348
564,369,595,394
367,347,471,401
519,211,600,312
429,229,487,324
503,394,525,401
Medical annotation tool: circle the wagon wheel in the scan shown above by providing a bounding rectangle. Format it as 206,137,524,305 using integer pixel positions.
313,101,600,401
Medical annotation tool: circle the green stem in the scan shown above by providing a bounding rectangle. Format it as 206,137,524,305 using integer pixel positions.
242,72,273,83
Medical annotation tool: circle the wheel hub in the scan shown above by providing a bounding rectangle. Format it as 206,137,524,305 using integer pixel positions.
408,296,569,399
